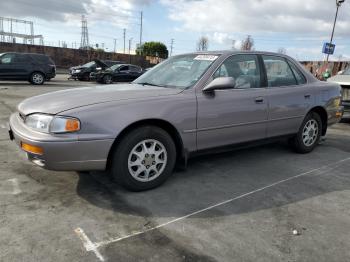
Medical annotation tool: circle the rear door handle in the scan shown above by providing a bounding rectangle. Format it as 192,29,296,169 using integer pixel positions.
304,94,311,99
255,97,264,103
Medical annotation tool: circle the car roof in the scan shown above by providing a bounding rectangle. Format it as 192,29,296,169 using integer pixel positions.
116,64,140,67
179,50,293,58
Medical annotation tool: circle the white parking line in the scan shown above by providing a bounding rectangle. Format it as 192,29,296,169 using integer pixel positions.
74,157,350,261
74,228,105,262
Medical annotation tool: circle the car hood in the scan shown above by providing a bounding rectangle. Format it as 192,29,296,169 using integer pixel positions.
327,74,350,85
18,84,183,115
94,59,109,69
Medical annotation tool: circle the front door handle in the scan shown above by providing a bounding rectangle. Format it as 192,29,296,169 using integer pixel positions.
304,94,311,99
255,97,264,103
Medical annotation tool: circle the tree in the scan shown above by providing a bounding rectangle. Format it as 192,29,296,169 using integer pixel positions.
241,35,254,51
196,36,209,51
277,47,287,54
136,42,169,58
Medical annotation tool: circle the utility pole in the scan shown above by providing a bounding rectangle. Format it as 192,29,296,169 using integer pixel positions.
129,38,133,54
123,28,126,54
170,38,174,56
129,37,133,63
139,11,143,54
113,38,117,53
326,0,346,62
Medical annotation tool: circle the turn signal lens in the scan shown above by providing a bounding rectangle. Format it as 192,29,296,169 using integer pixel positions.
65,119,80,132
336,111,343,118
21,142,43,155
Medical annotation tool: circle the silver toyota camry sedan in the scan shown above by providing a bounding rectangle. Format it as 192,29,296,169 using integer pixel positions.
9,51,343,191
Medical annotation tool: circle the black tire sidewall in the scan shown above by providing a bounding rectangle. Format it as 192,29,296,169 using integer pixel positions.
103,75,112,84
111,126,176,191
294,112,322,153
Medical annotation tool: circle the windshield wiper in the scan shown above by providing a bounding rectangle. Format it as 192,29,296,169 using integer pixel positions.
137,82,164,87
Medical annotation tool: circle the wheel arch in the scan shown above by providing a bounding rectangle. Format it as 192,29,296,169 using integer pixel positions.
308,106,328,136
106,119,186,170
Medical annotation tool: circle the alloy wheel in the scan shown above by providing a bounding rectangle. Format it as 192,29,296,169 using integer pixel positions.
302,119,319,147
128,139,168,182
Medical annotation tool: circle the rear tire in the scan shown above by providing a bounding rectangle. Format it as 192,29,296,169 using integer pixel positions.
110,126,176,191
29,72,45,85
291,112,322,153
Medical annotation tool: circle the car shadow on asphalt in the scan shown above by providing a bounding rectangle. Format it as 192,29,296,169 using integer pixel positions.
75,140,350,219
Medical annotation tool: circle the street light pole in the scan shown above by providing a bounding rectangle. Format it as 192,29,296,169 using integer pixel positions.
326,0,345,62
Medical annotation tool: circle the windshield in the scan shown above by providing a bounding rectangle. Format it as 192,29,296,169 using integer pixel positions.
134,54,219,88
82,61,95,68
109,64,123,70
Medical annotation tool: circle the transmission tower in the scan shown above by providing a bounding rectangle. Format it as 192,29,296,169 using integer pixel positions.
80,15,89,49
0,17,43,44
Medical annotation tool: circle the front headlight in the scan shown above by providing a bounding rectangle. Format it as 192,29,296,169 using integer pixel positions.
74,69,81,73
25,114,80,134
333,97,342,107
25,114,53,133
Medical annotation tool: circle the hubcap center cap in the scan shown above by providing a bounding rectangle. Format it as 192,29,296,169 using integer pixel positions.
309,129,314,137
143,155,154,166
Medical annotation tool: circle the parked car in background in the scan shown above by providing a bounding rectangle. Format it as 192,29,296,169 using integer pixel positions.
91,64,144,84
327,67,350,119
0,52,56,85
69,59,122,81
9,51,343,191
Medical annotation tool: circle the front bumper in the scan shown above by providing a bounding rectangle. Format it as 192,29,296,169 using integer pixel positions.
327,105,344,126
9,113,113,171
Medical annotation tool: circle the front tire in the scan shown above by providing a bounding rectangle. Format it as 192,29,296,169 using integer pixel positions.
111,126,176,191
103,74,113,84
29,72,45,85
292,112,322,153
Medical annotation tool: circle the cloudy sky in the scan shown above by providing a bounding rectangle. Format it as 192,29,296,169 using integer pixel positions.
1,0,349,60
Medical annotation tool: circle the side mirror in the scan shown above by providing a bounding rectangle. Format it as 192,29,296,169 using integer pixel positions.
202,77,235,93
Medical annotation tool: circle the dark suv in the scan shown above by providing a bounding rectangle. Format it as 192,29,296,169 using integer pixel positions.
0,52,56,85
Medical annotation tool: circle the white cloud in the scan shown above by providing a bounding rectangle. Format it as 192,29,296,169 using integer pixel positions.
0,0,150,28
161,0,350,36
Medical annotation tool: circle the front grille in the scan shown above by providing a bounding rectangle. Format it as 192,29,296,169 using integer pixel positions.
341,85,350,101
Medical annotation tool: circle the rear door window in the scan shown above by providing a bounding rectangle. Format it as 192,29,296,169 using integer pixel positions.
14,54,29,63
288,62,307,85
262,55,297,87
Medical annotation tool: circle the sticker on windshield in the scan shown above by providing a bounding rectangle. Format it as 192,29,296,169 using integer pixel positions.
194,55,218,61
